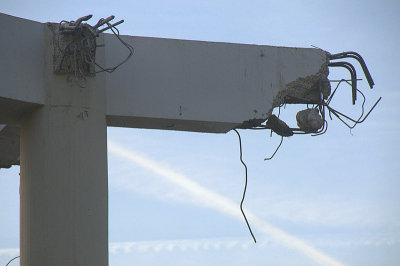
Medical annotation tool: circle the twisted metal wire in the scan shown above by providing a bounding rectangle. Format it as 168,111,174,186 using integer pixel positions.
233,129,257,243
57,17,133,87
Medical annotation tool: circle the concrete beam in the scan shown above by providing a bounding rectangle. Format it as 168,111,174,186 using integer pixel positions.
105,35,328,133
0,12,329,134
0,13,45,106
0,13,329,169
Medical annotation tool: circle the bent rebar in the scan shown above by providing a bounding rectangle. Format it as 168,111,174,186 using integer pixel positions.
329,51,374,89
328,62,358,104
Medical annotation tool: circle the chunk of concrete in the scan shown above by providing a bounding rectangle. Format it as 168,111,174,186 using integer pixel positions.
296,108,324,132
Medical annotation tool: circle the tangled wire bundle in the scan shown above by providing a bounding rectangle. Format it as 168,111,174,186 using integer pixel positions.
55,15,133,87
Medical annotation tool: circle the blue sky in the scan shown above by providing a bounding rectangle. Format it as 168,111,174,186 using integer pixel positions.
1,1,400,265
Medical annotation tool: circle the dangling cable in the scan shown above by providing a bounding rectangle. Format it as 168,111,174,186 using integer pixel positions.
233,129,257,243
95,22,134,73
264,136,283,160
6,255,20,266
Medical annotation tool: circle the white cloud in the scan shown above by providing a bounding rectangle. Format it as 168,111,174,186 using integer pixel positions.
3,235,398,258
248,195,396,228
109,237,263,254
0,248,19,256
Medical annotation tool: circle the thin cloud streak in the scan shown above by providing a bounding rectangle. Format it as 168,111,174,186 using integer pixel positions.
108,141,345,266
0,248,19,256
109,238,247,254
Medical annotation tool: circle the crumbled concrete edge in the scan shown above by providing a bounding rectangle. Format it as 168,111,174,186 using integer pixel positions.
237,118,267,129
272,53,330,110
235,52,330,130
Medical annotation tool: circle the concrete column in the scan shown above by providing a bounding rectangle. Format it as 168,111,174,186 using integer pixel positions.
19,25,108,265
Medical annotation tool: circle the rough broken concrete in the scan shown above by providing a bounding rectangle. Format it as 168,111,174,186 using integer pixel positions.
265,115,293,137
296,108,324,132
272,60,330,108
50,23,96,76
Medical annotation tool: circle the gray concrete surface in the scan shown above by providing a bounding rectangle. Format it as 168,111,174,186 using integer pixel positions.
0,14,45,118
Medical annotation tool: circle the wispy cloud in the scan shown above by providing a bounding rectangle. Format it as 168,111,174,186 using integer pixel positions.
108,141,345,266
109,235,400,255
3,235,398,258
110,237,249,254
0,248,19,256
249,196,395,228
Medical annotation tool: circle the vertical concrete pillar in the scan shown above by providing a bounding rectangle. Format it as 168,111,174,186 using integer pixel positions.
19,25,108,265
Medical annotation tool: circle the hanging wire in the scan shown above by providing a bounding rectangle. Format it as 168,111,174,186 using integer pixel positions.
224,54,382,251
5,255,20,266
323,79,381,131
228,55,380,246
57,22,96,87
94,22,134,74
249,78,380,138
264,136,283,160
233,129,257,243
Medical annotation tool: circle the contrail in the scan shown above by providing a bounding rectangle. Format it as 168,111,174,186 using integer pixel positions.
108,141,345,266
